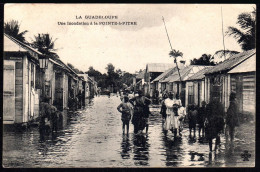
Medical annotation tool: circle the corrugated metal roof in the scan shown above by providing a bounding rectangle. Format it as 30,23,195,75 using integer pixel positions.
136,70,145,79
168,66,194,82
228,54,256,73
4,33,43,55
147,63,175,73
160,65,209,82
186,66,214,81
152,64,185,83
205,49,256,75
160,66,192,82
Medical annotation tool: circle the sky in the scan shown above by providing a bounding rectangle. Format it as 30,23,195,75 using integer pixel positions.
4,4,255,74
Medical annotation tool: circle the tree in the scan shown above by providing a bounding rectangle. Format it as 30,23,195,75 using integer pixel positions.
31,33,57,55
227,8,256,51
106,63,115,75
86,66,105,87
169,49,183,62
213,50,240,61
190,54,216,66
4,20,28,43
169,49,183,81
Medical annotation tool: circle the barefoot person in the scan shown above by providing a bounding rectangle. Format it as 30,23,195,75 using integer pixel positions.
117,96,133,135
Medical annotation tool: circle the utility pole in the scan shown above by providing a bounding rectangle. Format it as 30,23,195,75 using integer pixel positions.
221,6,226,60
162,16,182,81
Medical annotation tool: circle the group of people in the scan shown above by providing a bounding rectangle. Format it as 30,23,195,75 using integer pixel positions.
160,91,239,152
117,89,240,152
117,90,151,135
160,93,186,138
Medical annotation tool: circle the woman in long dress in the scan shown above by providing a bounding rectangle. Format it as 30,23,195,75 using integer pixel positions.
163,93,175,134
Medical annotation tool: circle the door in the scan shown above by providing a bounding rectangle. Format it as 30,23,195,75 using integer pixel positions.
3,61,16,123
55,73,64,111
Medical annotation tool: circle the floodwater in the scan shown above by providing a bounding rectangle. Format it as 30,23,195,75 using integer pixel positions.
3,95,255,168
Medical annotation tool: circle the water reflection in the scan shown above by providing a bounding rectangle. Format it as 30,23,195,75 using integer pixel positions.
3,96,255,167
120,135,131,159
162,134,183,166
132,134,150,166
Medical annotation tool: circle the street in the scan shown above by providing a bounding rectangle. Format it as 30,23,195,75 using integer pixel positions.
3,95,255,167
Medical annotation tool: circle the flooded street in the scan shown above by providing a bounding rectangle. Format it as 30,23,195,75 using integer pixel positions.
3,95,255,168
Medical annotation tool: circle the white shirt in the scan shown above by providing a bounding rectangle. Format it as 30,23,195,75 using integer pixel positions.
164,98,175,115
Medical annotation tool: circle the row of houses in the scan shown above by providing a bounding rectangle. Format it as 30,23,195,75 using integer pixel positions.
134,49,256,116
3,34,97,125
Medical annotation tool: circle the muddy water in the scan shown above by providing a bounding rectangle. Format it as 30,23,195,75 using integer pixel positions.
3,95,255,167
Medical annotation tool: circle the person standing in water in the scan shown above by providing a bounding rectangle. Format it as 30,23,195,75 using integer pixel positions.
117,96,133,135
188,104,198,137
205,97,225,152
226,92,239,143
160,94,168,121
163,92,175,135
172,94,182,137
198,101,207,137
143,97,151,134
130,90,150,134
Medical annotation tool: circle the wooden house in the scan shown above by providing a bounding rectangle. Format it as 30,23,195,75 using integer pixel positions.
78,73,93,99
3,34,42,124
204,49,256,114
185,66,213,107
144,63,175,96
152,64,185,94
160,65,208,106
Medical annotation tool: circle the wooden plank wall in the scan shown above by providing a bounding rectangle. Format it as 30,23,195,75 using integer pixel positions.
15,60,23,123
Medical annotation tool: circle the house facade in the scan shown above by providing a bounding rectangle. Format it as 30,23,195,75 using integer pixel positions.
159,65,208,106
185,66,213,107
204,49,256,114
3,34,42,124
144,63,175,96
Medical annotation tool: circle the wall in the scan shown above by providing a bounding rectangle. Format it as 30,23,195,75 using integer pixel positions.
15,58,23,123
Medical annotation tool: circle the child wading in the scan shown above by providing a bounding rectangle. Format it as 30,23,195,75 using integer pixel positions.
117,96,133,135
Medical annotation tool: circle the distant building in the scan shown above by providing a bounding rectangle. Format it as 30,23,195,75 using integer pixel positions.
144,63,175,96
133,69,145,92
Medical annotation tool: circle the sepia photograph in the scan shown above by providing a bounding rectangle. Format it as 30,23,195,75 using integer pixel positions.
3,3,256,168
